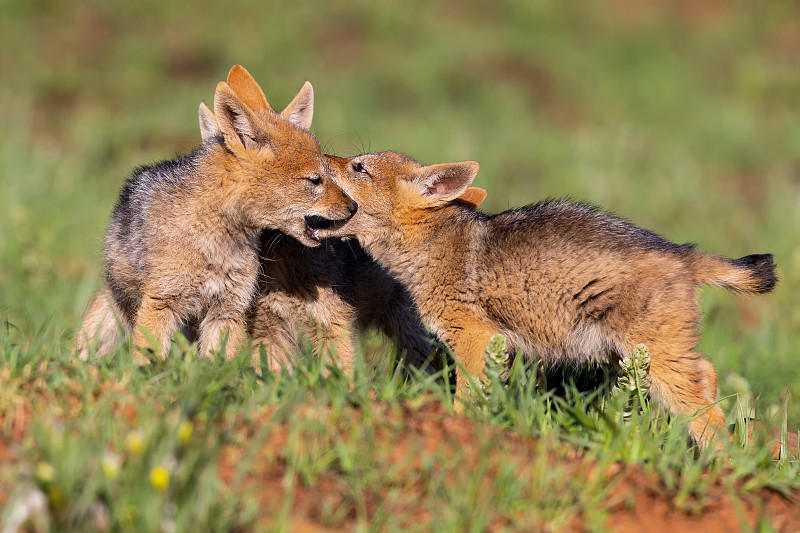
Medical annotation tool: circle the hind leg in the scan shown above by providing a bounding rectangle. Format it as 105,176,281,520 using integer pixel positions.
648,347,726,449
75,285,129,360
628,279,727,449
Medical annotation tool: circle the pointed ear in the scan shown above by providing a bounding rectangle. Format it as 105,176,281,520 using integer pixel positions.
280,81,314,130
198,101,219,142
414,161,480,202
226,64,272,114
453,187,487,208
213,82,268,153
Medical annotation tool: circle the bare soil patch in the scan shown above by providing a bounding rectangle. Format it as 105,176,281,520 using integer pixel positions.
218,400,800,531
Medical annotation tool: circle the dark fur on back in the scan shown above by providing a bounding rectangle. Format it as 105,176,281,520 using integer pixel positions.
105,147,208,325
117,149,204,209
483,199,695,255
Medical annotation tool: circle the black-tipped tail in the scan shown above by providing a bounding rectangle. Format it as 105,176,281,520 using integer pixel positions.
694,252,777,293
729,254,777,293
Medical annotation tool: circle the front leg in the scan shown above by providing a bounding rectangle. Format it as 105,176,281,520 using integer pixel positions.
371,293,436,372
446,321,498,412
248,300,300,373
198,256,259,359
199,312,246,359
318,320,355,374
134,294,180,359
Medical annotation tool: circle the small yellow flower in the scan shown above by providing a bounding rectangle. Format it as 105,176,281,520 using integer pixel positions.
35,461,56,484
177,420,193,445
121,504,139,523
150,466,169,491
47,485,62,506
102,453,120,480
126,430,145,456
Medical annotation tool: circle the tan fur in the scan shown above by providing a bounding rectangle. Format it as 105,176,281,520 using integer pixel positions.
217,71,485,374
225,64,272,114
454,186,487,207
75,287,126,360
76,67,355,360
198,102,217,141
318,150,777,449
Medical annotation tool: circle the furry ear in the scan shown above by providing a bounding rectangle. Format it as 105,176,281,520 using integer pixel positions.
414,161,480,202
280,81,314,130
213,82,268,153
198,101,220,142
453,187,487,208
226,64,272,114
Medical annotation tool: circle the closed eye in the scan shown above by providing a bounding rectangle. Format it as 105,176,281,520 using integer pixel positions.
352,161,368,174
307,175,323,186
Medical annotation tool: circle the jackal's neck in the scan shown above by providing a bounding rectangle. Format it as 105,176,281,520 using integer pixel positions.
163,166,260,256
192,153,263,236
361,204,480,301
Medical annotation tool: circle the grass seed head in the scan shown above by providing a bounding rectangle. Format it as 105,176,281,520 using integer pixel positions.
614,344,652,420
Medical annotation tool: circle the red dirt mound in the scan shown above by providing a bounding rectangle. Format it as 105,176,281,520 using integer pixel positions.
217,400,800,532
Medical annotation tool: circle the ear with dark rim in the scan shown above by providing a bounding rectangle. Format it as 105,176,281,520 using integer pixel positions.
453,187,487,208
226,64,273,114
414,161,480,202
213,82,269,154
280,81,314,130
198,101,220,142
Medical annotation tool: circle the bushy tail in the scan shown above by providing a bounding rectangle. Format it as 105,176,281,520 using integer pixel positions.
693,253,777,293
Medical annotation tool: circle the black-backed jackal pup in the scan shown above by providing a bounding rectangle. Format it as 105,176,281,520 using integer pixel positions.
248,161,488,373
76,66,356,360
201,67,487,373
316,150,777,449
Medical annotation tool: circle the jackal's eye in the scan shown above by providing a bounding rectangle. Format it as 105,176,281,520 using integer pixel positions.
351,161,367,174
307,175,323,186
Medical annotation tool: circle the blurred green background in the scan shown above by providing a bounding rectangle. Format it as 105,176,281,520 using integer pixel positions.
1,0,798,421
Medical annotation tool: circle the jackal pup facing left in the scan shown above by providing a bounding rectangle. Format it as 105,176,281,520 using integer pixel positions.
77,69,356,359
316,150,776,450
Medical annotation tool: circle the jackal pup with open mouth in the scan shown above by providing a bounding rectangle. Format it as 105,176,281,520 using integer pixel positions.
200,67,487,373
77,66,356,359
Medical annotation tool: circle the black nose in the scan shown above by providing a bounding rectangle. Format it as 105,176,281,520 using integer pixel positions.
348,202,358,214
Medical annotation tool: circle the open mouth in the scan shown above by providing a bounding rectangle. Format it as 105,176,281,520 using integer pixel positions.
304,215,350,242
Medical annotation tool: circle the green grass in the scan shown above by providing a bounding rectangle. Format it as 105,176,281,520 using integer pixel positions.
2,334,798,531
2,0,800,530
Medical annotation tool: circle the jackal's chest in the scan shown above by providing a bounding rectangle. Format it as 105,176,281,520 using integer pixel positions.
198,251,259,303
